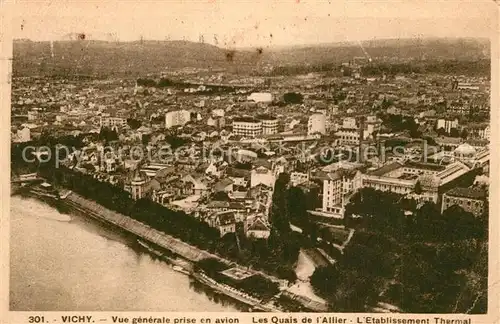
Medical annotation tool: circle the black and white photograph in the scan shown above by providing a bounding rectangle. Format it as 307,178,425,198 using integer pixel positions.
5,0,496,317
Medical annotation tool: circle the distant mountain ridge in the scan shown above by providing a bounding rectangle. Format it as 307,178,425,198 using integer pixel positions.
12,37,490,77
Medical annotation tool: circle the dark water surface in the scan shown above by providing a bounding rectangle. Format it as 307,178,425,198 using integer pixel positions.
10,196,240,311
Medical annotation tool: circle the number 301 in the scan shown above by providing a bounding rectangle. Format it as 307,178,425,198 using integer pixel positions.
28,316,45,323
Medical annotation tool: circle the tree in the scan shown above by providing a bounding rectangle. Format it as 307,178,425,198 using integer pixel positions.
287,187,309,228
442,205,484,240
283,92,303,104
141,134,151,146
269,173,291,235
136,78,157,87
310,265,339,295
412,201,443,241
211,191,230,201
127,118,141,130
460,128,469,140
450,128,460,138
423,136,437,146
98,127,118,142
436,127,447,136
158,78,173,87
414,181,423,194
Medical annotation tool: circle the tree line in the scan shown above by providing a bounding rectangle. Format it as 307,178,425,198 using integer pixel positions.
11,136,298,281
310,187,488,313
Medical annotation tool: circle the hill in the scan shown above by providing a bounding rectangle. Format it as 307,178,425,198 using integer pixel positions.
12,37,490,77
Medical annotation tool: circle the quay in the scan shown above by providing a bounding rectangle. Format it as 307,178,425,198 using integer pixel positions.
64,192,221,263
14,181,330,312
61,192,285,312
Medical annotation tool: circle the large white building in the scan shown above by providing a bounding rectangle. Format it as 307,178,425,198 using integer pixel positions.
308,113,327,135
361,160,473,204
342,117,357,129
250,166,275,188
232,117,263,137
436,118,459,134
321,169,363,215
257,115,279,135
335,128,368,146
165,109,191,129
100,116,127,128
247,92,273,103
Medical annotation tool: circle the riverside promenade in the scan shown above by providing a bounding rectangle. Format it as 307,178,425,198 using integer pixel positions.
63,192,329,312
63,192,284,283
65,192,225,262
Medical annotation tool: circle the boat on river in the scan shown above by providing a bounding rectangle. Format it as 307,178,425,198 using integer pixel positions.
172,265,190,275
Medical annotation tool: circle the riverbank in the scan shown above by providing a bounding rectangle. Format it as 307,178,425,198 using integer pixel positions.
60,191,286,312
10,196,240,312
14,181,328,312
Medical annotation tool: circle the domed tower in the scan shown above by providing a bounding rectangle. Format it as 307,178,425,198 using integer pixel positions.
454,143,477,163
131,169,146,200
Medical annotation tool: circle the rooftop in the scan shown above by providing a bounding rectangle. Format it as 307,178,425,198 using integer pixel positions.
404,161,446,172
369,162,403,177
445,187,487,200
256,114,278,121
233,116,261,123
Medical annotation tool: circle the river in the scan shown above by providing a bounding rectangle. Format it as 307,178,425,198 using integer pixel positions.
9,196,241,311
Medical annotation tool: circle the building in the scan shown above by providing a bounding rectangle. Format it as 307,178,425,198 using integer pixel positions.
468,124,490,140
308,113,327,135
436,118,459,134
247,92,273,103
165,109,191,129
342,117,357,129
207,116,225,129
454,143,477,163
457,83,480,91
181,174,209,196
290,171,309,186
232,117,262,137
257,115,279,135
100,116,127,128
27,110,39,121
441,187,487,217
15,127,31,142
321,169,362,215
335,128,368,146
131,170,147,200
250,166,275,188
360,160,474,204
209,211,237,237
245,216,271,239
363,165,421,195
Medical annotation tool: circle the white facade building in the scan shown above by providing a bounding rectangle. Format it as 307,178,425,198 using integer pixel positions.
308,113,327,135
258,115,279,135
100,117,127,128
250,166,275,188
232,117,263,137
247,92,273,103
290,171,309,186
165,109,191,129
342,117,357,129
321,170,363,214
436,118,459,134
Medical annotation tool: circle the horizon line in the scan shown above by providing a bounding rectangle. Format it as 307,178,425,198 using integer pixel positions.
12,35,491,50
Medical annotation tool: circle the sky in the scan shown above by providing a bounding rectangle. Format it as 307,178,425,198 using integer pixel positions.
10,0,497,48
